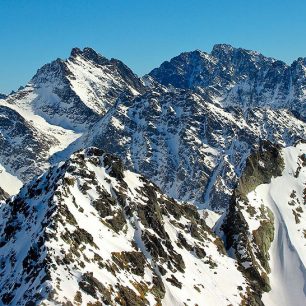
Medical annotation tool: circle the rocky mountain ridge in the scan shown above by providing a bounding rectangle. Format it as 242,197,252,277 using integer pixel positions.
1,45,305,205
0,147,252,305
7,47,145,131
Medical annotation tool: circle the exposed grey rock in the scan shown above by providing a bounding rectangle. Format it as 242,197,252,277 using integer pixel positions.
0,186,9,201
0,93,7,100
0,105,57,181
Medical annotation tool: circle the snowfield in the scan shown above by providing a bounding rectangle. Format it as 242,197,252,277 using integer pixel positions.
246,143,306,306
0,163,23,195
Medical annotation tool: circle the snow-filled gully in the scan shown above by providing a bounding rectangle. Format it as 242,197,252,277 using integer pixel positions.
262,194,306,306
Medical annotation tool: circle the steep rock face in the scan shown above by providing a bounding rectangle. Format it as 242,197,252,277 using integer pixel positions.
0,105,58,181
221,142,284,299
220,141,306,305
253,143,306,306
0,93,81,186
78,89,305,211
0,147,250,305
64,47,145,119
27,57,101,131
0,44,305,209
149,44,306,120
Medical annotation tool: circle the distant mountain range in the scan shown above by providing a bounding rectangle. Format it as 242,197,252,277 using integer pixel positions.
0,44,305,305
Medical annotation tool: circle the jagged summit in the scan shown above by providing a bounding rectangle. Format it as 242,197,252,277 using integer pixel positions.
6,45,145,131
0,45,146,189
70,47,109,65
149,43,305,120
211,43,235,52
211,43,265,58
0,43,305,196
0,93,7,99
70,46,99,57
31,57,67,85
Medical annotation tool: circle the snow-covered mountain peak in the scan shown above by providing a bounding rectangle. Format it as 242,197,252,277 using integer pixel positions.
211,43,235,55
0,46,147,188
4,46,146,131
0,44,305,305
5,50,142,123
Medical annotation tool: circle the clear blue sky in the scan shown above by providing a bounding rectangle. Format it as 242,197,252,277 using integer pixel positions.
1,0,306,93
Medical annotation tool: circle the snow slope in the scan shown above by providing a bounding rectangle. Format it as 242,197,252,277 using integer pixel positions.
66,48,145,114
0,163,23,195
246,143,306,306
1,45,306,208
0,45,305,305
0,93,80,187
0,87,81,155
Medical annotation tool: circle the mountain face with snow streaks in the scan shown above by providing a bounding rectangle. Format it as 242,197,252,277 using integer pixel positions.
1,44,305,204
8,47,145,132
0,104,58,182
80,88,305,211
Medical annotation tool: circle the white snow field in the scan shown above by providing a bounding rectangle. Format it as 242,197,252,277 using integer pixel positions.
0,163,23,195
